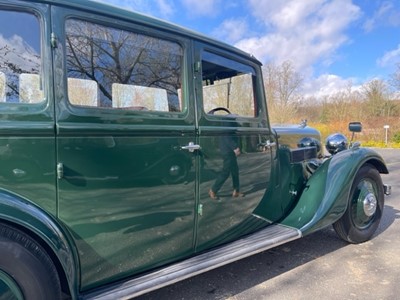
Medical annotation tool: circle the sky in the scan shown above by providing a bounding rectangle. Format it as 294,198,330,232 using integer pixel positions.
95,0,400,98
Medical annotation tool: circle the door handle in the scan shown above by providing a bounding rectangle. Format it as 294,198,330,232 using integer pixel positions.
266,140,276,148
181,142,201,152
258,140,276,149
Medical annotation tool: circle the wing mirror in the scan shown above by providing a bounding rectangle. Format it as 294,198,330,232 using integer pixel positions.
349,122,362,147
349,122,362,133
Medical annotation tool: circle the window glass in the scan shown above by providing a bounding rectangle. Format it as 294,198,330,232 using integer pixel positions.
0,10,43,104
202,51,256,117
65,19,184,113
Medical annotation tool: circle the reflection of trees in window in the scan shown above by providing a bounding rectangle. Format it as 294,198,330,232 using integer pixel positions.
0,12,41,103
66,20,183,111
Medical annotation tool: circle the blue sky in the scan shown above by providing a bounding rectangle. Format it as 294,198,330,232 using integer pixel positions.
96,0,400,97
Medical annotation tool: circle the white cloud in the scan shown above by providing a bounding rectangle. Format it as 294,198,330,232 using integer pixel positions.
0,34,40,72
97,0,148,11
180,0,220,17
363,1,400,32
302,73,359,99
155,0,175,18
96,0,175,19
235,0,361,75
377,44,400,67
212,18,249,44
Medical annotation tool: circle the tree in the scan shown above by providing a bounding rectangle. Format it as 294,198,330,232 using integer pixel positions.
0,37,41,102
322,83,363,123
263,61,303,123
362,79,396,118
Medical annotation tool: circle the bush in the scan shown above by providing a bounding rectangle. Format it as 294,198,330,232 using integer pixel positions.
393,132,400,143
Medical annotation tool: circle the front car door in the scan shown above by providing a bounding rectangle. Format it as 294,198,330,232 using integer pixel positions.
194,44,275,251
51,7,197,290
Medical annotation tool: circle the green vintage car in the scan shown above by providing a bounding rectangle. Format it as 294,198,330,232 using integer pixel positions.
0,1,390,299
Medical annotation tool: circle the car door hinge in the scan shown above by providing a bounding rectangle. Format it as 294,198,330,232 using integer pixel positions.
57,162,64,179
51,32,58,48
198,204,203,216
194,61,201,73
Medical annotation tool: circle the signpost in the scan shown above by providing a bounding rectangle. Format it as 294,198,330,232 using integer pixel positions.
384,125,390,145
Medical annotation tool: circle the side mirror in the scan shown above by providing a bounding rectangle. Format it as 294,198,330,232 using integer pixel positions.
349,122,362,148
349,122,362,133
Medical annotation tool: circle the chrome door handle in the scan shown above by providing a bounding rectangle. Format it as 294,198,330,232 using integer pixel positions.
266,140,276,148
181,142,201,152
258,140,276,149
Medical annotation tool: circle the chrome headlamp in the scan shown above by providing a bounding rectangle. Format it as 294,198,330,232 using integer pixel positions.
325,133,348,155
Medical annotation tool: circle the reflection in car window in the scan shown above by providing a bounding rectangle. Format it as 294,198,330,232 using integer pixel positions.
65,19,184,113
0,10,43,104
202,51,256,118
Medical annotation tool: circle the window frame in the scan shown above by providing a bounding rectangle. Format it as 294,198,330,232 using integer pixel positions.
199,48,261,122
0,4,49,114
62,15,190,120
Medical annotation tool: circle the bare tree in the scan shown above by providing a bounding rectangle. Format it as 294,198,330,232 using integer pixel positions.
323,82,363,122
362,79,396,118
0,39,40,102
65,19,182,109
263,61,303,123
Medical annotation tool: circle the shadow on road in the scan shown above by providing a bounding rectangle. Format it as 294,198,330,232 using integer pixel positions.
376,205,400,236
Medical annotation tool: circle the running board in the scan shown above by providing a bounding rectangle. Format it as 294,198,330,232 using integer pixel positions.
84,224,301,300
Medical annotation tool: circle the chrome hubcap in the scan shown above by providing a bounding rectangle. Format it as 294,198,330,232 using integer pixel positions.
169,165,181,176
363,192,377,217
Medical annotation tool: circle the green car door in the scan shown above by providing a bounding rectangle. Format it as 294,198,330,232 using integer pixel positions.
52,10,197,290
194,45,275,251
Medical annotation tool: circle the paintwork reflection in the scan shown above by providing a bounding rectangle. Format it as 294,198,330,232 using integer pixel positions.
58,136,195,288
196,133,273,251
0,138,56,214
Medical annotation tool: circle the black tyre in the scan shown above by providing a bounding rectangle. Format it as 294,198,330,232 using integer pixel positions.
0,223,62,300
333,164,384,243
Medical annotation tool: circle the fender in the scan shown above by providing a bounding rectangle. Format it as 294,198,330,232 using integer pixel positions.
281,147,388,235
0,189,79,299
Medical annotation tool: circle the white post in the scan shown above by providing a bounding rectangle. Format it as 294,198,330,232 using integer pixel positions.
384,125,390,145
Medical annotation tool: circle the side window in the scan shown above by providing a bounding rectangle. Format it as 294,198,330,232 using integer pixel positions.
0,10,43,104
65,19,184,113
202,51,256,118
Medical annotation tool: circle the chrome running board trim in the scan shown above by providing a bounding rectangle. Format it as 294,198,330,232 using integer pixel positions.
84,224,301,300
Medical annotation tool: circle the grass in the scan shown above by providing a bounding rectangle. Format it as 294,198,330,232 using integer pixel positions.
361,141,400,148
309,122,400,149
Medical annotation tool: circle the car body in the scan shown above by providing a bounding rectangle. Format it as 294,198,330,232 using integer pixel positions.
0,1,390,299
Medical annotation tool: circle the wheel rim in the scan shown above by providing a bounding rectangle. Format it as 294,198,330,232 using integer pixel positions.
0,270,24,300
169,164,183,178
163,161,188,184
351,179,378,229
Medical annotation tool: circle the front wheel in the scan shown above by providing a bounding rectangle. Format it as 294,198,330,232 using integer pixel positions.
333,164,384,243
0,223,62,300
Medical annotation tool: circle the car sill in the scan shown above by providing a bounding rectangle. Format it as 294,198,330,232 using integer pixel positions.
83,224,301,300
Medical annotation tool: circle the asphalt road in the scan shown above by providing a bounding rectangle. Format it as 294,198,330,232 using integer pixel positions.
137,148,400,300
